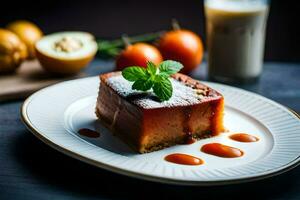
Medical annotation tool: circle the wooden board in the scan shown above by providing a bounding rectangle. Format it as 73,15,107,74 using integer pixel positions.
0,60,83,102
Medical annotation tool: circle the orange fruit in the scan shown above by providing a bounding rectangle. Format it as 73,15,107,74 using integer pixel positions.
0,28,27,73
7,20,43,59
116,43,163,70
158,30,204,74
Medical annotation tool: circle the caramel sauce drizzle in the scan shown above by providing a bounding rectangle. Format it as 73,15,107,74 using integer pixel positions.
185,133,197,144
182,107,195,144
165,153,203,165
201,143,243,158
229,133,259,143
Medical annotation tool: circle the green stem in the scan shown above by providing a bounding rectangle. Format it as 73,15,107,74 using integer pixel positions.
172,19,181,30
121,34,131,47
96,31,164,59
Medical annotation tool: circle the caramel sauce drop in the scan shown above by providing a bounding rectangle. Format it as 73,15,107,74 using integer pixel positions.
165,153,203,165
78,128,100,138
183,132,197,144
229,133,259,143
185,136,197,144
201,143,243,158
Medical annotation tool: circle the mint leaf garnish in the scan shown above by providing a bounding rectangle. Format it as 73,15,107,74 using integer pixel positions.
132,77,154,91
159,60,183,77
122,67,147,81
122,60,183,101
153,77,172,101
146,61,157,76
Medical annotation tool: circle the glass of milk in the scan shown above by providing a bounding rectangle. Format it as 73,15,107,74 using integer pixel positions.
205,0,270,83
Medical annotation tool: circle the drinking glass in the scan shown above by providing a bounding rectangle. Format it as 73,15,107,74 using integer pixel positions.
205,0,270,83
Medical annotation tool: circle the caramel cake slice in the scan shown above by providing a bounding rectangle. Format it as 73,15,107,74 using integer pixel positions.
96,72,224,153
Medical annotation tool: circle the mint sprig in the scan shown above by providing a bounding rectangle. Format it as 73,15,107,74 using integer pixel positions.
121,60,183,101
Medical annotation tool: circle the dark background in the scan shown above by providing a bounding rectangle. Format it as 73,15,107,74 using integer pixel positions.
1,1,300,199
0,0,299,62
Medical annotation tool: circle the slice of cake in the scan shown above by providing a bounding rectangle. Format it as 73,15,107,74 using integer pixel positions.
96,72,224,153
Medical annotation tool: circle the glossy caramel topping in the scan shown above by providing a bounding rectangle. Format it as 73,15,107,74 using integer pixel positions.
229,133,259,142
78,128,100,138
201,143,243,158
182,107,195,144
165,153,203,165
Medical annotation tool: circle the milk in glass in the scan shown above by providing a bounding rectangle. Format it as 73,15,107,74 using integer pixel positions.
205,0,269,82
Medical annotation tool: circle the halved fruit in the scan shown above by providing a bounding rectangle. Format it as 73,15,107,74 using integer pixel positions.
35,32,97,75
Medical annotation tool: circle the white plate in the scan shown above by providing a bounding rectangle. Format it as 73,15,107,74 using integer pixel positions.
21,76,300,185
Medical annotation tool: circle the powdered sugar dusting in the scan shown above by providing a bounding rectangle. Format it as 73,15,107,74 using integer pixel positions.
106,75,205,109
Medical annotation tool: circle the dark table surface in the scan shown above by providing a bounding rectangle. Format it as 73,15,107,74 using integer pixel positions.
1,59,300,200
